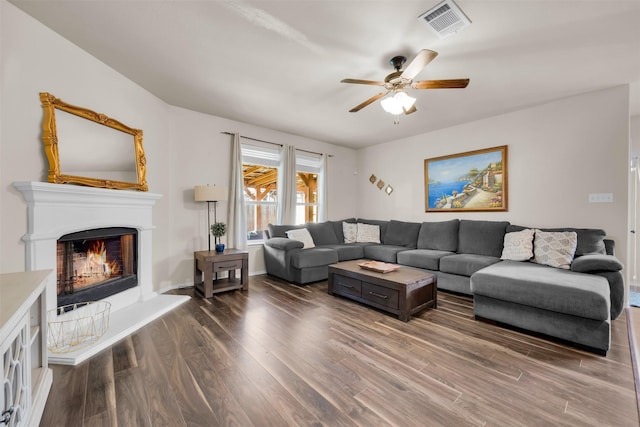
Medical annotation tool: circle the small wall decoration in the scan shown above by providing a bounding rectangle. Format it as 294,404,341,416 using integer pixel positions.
424,145,507,212
377,180,385,190
385,185,393,195
369,174,377,183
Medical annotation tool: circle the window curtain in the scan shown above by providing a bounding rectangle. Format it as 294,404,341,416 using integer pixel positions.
317,153,328,222
278,144,297,224
227,133,247,250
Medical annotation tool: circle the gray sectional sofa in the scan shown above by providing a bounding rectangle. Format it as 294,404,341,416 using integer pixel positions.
263,218,624,354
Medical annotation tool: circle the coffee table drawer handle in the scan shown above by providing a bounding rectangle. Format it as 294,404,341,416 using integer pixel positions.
369,291,388,299
340,284,354,289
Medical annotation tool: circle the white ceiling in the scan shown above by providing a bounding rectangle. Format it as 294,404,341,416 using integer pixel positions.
9,0,640,148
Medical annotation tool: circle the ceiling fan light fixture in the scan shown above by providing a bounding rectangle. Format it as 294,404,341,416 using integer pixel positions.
381,91,415,116
396,91,416,110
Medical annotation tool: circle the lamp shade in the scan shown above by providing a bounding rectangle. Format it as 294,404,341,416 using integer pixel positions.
194,185,228,202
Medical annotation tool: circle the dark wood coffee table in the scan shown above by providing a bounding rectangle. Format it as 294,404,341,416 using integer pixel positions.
328,260,437,321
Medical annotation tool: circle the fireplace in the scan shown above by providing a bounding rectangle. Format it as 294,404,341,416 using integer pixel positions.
57,227,138,307
15,181,190,365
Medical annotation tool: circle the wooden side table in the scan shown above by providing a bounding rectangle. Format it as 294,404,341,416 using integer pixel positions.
193,249,249,298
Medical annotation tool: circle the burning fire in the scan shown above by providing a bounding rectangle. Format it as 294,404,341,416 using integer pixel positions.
71,240,121,287
82,240,120,278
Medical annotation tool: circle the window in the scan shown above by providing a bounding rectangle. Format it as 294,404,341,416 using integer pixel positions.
242,144,324,242
295,151,322,225
242,144,279,242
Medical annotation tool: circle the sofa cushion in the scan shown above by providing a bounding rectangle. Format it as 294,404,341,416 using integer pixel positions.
356,223,381,243
570,254,623,273
290,248,339,269
383,220,421,248
439,253,501,277
508,225,606,256
364,245,407,263
322,244,365,261
471,260,610,321
305,221,339,245
285,228,315,248
533,230,577,269
268,223,303,238
501,228,534,261
397,249,454,270
331,218,356,243
458,220,509,257
417,220,459,251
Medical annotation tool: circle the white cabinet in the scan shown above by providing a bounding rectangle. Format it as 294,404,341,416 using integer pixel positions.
0,271,53,427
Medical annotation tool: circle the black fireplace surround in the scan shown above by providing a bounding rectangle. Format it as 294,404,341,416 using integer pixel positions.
56,227,138,307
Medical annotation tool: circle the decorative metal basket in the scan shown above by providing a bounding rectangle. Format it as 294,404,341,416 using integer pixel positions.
47,301,111,353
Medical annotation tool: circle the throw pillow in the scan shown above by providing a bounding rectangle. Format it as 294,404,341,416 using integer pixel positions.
343,222,357,244
501,229,535,261
285,228,315,249
356,223,381,243
533,230,577,269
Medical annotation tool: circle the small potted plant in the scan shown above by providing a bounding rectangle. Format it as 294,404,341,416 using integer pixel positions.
210,222,227,253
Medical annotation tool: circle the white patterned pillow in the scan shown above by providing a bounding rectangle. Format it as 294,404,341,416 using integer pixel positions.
533,230,577,269
285,228,315,249
501,229,535,261
356,223,381,243
342,222,357,243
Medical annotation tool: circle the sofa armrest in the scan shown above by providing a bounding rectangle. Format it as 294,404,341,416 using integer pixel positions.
265,237,304,251
570,254,623,273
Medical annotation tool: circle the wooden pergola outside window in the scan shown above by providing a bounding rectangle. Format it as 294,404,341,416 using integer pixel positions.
243,164,318,235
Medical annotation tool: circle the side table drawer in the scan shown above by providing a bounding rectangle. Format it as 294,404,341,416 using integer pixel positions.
214,259,243,272
362,282,399,310
333,274,361,297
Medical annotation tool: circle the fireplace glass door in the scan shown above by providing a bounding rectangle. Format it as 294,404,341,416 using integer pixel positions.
57,227,137,307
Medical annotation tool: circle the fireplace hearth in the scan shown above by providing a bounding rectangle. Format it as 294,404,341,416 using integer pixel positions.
57,227,138,307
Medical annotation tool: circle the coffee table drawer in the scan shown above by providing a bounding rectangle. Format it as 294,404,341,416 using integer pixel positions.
333,274,362,297
362,282,399,310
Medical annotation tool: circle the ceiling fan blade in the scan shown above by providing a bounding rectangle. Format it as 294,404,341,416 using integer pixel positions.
341,78,385,86
412,79,470,89
400,49,438,80
403,105,417,115
349,92,388,112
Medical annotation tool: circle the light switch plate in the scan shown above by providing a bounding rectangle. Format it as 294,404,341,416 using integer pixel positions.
588,193,613,203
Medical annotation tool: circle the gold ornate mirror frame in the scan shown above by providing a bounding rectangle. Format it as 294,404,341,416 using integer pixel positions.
39,92,148,191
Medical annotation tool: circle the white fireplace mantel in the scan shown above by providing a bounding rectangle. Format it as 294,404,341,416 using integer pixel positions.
14,181,189,365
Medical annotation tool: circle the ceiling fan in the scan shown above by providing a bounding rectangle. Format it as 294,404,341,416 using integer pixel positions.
341,49,469,117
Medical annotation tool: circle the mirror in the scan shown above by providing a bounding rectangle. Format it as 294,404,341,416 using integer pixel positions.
39,92,148,191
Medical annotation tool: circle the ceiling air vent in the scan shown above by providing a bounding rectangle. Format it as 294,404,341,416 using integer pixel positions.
418,0,471,39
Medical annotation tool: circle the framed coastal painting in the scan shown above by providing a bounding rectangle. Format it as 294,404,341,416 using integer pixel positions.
424,145,508,212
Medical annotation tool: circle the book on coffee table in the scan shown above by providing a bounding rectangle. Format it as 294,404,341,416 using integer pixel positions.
358,260,400,273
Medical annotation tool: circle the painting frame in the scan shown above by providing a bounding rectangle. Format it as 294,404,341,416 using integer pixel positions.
424,145,508,212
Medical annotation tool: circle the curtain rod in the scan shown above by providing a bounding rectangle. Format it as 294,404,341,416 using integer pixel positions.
221,131,333,157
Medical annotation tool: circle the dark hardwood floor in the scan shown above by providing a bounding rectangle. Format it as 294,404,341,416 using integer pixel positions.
41,275,639,426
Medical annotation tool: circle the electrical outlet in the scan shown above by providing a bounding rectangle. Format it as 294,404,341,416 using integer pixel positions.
588,193,613,203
